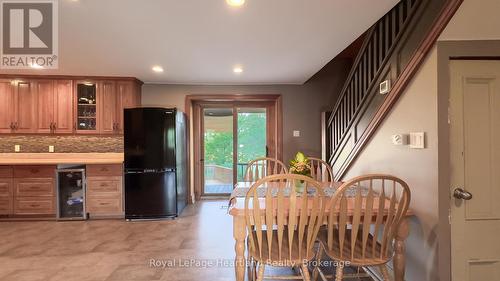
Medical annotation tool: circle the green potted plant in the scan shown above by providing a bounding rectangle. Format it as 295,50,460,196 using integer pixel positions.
289,152,312,193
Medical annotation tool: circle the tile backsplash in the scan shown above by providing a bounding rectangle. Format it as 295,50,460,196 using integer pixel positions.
0,136,123,153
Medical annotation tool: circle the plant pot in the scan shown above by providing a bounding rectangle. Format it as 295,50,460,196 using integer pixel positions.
294,180,305,194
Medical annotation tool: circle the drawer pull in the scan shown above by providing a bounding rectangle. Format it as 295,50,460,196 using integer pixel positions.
30,169,40,174
99,202,111,206
100,168,109,172
30,204,40,208
29,186,40,190
100,183,109,187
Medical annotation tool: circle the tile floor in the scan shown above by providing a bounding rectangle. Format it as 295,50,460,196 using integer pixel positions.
0,201,372,281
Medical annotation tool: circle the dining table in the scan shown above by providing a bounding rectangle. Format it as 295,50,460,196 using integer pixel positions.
228,181,412,281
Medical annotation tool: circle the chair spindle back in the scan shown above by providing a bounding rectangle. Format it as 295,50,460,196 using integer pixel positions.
326,174,410,261
244,174,326,263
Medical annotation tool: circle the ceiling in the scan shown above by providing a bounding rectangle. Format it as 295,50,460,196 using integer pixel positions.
1,0,399,84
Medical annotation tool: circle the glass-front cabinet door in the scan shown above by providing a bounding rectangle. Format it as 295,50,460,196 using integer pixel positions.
75,82,98,133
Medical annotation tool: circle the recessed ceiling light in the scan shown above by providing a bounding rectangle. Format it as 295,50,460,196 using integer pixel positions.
30,63,43,69
233,66,243,74
152,65,164,73
226,0,245,7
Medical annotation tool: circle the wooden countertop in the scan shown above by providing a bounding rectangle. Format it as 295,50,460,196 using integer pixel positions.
0,153,124,165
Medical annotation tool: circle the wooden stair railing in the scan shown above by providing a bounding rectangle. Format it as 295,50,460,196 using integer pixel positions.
326,0,463,180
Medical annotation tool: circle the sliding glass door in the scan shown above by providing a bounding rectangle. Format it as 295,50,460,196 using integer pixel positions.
202,106,267,196
236,108,267,182
203,108,234,195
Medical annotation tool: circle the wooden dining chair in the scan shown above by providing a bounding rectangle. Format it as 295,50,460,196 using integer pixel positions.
245,174,326,281
313,174,411,281
244,157,288,182
308,157,334,183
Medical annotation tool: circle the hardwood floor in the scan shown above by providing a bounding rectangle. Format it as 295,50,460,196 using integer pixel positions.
0,201,371,281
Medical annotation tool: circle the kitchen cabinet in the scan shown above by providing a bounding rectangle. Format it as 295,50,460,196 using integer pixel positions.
116,81,141,133
14,81,37,133
27,79,74,134
75,81,98,134
13,165,56,216
35,80,55,133
0,76,141,135
54,80,74,134
0,80,37,134
100,81,118,134
0,179,13,215
0,80,15,133
0,167,13,216
86,164,123,217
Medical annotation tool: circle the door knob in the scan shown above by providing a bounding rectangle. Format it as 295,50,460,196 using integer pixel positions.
453,188,472,200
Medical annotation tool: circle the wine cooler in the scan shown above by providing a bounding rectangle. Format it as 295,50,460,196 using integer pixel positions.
56,168,87,220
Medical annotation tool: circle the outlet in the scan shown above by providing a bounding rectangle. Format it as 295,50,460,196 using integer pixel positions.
49,146,55,153
293,130,300,137
14,145,20,152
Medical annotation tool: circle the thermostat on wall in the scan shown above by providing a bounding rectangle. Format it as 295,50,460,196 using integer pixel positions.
380,80,391,95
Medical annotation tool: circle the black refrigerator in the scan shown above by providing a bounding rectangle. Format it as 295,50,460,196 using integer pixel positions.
124,108,187,220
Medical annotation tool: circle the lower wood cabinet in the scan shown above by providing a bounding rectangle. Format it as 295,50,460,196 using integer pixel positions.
14,196,55,215
13,166,56,216
0,164,124,219
86,164,123,217
0,178,13,215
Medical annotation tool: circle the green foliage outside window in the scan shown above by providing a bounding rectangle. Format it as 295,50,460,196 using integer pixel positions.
204,112,266,171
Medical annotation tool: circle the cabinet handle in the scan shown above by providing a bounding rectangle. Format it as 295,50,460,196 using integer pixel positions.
29,186,40,190
99,202,110,206
100,183,109,187
30,204,40,208
14,122,18,130
9,122,14,130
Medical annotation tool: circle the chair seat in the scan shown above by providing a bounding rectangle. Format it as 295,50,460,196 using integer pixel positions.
316,228,391,266
248,230,315,266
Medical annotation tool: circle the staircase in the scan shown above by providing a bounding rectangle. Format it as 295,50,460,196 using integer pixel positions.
326,0,463,180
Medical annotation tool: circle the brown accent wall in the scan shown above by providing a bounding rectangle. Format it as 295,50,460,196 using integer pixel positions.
141,60,351,163
0,136,123,153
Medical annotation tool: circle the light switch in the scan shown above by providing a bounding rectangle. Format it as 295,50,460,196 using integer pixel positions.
409,132,425,149
14,145,20,152
49,146,55,153
293,130,300,137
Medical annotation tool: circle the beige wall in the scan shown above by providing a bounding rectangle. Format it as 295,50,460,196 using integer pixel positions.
440,0,500,40
343,1,500,280
345,48,439,281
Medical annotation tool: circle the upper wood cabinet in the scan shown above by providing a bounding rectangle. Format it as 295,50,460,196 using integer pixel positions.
74,80,141,135
36,80,74,134
0,80,15,134
0,80,36,134
54,80,74,134
0,76,141,135
116,81,141,133
75,81,99,134
35,80,55,134
14,81,37,134
100,81,118,135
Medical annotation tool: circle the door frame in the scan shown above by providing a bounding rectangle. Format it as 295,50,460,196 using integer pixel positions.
186,94,282,202
437,41,500,281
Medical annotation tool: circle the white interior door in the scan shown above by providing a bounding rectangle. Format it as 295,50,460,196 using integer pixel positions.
450,60,500,280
